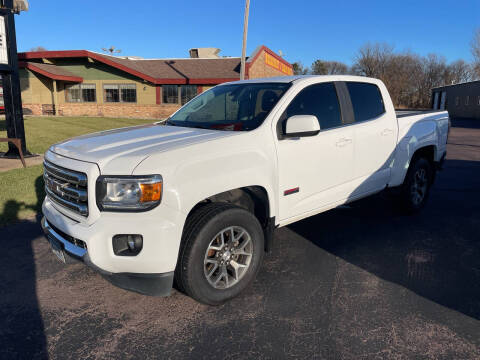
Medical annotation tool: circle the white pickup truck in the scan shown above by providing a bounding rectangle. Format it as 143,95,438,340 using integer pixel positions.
41,75,449,305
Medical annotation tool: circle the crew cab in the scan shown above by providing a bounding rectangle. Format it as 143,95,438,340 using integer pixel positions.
41,75,449,305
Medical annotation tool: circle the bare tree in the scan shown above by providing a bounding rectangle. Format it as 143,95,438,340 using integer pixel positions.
311,60,349,75
413,54,450,108
352,43,412,106
471,28,480,78
311,60,327,75
385,52,423,108
30,46,47,52
292,62,309,75
351,42,394,78
445,60,474,85
351,42,477,108
297,41,475,109
324,61,349,74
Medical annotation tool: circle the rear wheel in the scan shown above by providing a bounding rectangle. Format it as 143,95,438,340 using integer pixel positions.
175,203,264,305
400,157,433,213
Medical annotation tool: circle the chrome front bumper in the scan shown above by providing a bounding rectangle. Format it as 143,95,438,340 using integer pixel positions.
41,217,87,259
40,216,174,296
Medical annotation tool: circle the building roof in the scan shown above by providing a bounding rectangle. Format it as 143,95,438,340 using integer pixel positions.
98,55,242,81
18,45,292,85
19,61,83,82
432,80,480,90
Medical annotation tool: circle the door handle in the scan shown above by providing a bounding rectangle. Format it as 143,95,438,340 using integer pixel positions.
335,138,353,147
381,129,394,136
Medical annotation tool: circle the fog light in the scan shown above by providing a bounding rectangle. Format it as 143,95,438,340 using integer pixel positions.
113,234,143,256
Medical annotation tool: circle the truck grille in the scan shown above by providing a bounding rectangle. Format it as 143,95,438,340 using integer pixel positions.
43,160,89,217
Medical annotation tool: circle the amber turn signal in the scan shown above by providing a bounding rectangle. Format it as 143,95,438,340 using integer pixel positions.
140,182,162,202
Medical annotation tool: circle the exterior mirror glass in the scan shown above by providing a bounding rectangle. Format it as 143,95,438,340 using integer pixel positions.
284,115,320,137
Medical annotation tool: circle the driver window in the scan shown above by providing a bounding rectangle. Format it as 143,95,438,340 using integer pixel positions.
280,82,342,133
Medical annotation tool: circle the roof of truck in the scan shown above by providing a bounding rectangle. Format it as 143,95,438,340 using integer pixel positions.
226,75,381,85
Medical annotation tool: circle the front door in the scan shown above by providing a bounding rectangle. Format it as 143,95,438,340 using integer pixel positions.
275,82,355,221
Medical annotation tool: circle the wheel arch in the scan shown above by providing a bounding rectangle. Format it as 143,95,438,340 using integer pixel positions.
187,186,270,226
390,144,438,188
185,186,275,252
411,144,436,166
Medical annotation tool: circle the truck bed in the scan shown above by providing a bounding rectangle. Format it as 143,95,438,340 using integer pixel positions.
395,109,446,118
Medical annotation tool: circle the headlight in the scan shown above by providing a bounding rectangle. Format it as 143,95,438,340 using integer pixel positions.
96,175,162,211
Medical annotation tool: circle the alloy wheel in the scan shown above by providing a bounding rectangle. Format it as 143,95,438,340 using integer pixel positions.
203,226,253,289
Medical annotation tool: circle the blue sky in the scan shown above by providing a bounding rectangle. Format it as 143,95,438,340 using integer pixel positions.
15,0,480,67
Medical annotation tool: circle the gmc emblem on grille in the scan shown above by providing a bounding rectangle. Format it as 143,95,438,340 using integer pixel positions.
46,176,68,196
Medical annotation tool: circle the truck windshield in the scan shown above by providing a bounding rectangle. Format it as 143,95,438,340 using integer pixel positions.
165,83,290,131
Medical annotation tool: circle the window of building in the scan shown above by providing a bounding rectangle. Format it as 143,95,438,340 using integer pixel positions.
282,82,342,131
162,85,179,104
104,84,119,102
455,97,460,106
162,85,198,104
103,84,137,103
433,92,440,109
181,85,198,105
465,96,469,106
346,82,385,122
440,91,446,110
120,84,137,102
65,83,97,103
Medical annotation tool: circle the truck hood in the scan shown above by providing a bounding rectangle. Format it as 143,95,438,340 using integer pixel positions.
49,124,236,174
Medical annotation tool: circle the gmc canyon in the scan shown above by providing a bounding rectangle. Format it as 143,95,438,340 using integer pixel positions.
41,75,449,305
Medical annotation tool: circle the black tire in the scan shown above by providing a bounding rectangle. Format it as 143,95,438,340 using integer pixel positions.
175,203,264,305
399,156,433,213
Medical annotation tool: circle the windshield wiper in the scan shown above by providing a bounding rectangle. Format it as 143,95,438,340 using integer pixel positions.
164,119,178,126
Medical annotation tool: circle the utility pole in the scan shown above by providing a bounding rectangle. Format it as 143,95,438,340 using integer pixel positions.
239,0,250,80
1,0,29,157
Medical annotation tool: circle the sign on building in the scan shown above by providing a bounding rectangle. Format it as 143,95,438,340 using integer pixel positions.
265,52,293,75
0,16,8,64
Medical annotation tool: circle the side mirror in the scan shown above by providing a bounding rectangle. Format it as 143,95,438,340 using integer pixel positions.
284,115,320,138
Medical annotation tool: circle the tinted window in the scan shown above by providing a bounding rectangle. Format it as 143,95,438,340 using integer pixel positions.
282,82,342,131
346,82,385,122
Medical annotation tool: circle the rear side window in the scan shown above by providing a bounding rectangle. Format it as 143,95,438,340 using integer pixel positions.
282,82,342,131
346,82,385,122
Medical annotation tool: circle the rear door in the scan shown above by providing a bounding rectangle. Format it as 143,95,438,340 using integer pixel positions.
344,81,397,196
275,82,355,221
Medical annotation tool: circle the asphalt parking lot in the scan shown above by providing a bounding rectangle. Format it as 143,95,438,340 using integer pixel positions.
1,119,479,360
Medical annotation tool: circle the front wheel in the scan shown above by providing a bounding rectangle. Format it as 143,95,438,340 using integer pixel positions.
175,203,264,305
399,157,433,213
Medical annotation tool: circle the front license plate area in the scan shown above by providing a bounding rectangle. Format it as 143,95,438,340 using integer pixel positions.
48,236,66,263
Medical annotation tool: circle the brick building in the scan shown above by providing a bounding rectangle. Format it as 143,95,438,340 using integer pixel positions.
17,45,293,119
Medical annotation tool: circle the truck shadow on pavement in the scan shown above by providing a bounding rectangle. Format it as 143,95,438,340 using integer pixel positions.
288,158,480,321
0,176,47,359
0,219,48,359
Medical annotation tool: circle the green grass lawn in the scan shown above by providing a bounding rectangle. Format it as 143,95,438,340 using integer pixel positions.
0,116,154,226
0,116,155,154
